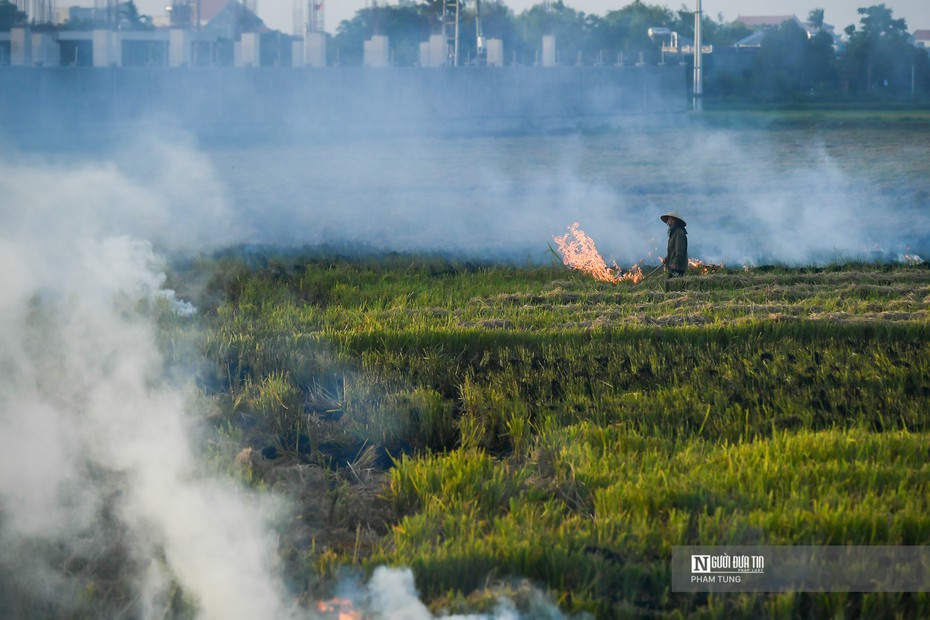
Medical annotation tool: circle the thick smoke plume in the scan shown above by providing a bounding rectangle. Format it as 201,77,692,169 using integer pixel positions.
0,153,294,619
0,142,588,619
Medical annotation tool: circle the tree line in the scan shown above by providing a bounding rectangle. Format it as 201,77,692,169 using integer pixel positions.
331,1,930,102
3,0,927,101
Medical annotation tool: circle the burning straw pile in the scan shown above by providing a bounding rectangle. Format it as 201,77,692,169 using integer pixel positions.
553,222,721,283
552,222,644,284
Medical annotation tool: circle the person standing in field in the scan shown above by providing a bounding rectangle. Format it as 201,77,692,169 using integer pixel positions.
661,211,688,278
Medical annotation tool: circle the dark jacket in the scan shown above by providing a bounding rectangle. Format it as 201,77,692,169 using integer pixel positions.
665,223,688,273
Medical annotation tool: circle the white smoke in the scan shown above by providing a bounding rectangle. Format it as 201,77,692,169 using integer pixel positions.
0,151,294,619
352,566,578,620
202,129,923,267
0,142,584,620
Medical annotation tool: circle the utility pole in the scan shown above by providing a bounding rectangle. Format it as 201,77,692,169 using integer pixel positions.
93,0,116,27
308,0,324,34
475,0,486,65
293,0,302,35
693,0,702,112
443,0,459,66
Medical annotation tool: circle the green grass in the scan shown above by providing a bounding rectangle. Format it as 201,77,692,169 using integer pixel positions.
160,254,930,618
382,428,930,616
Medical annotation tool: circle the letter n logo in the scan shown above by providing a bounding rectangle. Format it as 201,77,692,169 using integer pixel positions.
692,555,710,573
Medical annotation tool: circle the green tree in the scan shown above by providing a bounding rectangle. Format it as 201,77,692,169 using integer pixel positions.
119,1,153,30
840,4,922,96
593,1,675,65
856,2,907,37
808,8,825,29
457,0,517,64
737,17,839,102
0,0,26,31
512,1,595,66
805,29,839,94
332,5,430,66
754,19,811,98
474,0,516,41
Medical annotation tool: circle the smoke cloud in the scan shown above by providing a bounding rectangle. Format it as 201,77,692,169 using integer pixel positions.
345,566,577,619
0,152,295,619
198,128,925,267
0,139,588,619
3,67,925,267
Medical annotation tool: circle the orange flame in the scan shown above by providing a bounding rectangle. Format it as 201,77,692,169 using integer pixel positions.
688,258,706,273
553,223,643,283
316,598,362,620
553,222,619,283
687,258,722,275
618,263,644,283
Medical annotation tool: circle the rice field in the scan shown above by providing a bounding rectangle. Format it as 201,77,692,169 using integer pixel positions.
160,253,930,618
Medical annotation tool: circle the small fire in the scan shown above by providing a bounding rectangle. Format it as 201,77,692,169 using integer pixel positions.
316,598,362,620
553,222,643,283
553,222,619,283
619,262,644,283
688,258,722,275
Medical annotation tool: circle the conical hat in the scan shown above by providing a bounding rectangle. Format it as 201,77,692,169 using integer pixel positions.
660,211,686,226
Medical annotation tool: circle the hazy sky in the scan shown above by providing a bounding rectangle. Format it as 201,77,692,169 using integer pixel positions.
245,0,930,35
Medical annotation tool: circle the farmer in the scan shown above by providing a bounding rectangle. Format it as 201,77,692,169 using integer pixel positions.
660,211,688,278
